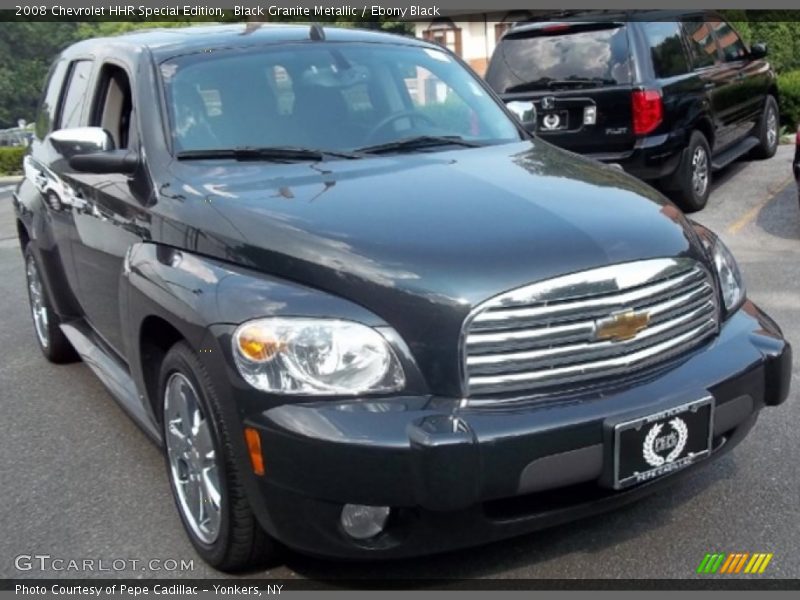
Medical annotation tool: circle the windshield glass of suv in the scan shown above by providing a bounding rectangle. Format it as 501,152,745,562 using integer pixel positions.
160,42,522,154
487,23,632,94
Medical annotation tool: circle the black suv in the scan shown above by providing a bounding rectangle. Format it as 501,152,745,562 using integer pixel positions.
14,25,790,570
486,12,780,211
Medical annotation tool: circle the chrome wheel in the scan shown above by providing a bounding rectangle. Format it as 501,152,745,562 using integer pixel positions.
766,107,778,150
164,372,222,544
26,255,49,349
691,146,709,198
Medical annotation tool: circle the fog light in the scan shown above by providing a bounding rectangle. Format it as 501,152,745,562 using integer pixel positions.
340,504,390,540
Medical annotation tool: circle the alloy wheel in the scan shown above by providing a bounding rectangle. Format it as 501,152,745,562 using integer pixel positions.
766,107,778,150
26,255,49,349
164,372,222,544
691,146,709,198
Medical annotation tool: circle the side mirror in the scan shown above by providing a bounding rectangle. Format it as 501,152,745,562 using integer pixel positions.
69,150,139,175
750,43,768,59
49,127,138,175
505,100,537,129
49,127,114,158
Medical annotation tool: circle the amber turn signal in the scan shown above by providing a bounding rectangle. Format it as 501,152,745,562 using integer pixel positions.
244,427,265,476
236,327,284,362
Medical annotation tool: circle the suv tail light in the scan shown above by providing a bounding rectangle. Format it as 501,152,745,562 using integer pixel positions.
632,89,663,136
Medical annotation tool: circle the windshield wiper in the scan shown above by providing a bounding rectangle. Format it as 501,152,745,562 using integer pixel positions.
176,146,364,162
355,135,483,155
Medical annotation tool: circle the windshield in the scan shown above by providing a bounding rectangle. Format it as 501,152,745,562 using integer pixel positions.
160,42,522,154
487,24,632,94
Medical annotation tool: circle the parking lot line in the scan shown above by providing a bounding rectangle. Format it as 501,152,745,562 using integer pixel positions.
727,174,793,235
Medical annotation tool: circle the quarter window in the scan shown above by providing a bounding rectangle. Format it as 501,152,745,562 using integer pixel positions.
642,22,690,78
58,60,94,129
35,59,68,139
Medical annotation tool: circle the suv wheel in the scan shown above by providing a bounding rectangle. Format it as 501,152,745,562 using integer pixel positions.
667,131,712,212
160,342,279,571
23,246,78,363
751,95,780,159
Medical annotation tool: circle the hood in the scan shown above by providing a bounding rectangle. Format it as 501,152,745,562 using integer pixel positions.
159,140,705,395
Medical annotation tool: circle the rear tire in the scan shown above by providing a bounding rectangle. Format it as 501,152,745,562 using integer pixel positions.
23,246,79,363
751,95,779,160
666,131,712,212
159,341,279,572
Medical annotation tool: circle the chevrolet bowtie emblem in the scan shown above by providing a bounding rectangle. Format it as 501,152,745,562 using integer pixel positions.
595,310,651,342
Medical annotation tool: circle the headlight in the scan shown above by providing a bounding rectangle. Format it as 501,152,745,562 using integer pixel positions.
694,225,745,313
232,318,405,395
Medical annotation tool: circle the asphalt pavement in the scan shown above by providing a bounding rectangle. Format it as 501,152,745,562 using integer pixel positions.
0,146,798,581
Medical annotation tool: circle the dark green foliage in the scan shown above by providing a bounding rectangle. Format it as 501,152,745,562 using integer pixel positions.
0,146,26,175
778,70,800,128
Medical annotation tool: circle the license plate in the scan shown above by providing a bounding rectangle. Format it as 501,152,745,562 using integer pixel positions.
538,110,569,131
613,397,714,489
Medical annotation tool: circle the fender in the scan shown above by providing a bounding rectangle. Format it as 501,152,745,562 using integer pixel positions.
121,242,428,537
121,241,427,425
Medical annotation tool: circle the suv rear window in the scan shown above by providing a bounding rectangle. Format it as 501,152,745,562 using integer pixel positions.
486,23,632,94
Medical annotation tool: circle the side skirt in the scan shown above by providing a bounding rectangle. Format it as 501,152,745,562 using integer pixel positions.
61,320,163,445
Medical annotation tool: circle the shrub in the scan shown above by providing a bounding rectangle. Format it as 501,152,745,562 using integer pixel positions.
0,146,26,175
778,70,800,129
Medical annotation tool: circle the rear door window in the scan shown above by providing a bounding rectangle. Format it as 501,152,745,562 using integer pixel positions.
683,22,721,69
57,60,94,129
487,23,632,94
642,22,690,78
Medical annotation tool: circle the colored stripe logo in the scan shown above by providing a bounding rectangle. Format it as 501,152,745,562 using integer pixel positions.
697,553,773,574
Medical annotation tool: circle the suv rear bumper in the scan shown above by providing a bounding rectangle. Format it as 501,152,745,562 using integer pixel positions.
236,301,790,559
587,133,685,181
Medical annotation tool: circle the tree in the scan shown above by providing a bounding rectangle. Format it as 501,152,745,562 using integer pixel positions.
0,22,79,128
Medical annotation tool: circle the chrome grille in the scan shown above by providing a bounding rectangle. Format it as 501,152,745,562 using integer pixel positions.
463,258,719,400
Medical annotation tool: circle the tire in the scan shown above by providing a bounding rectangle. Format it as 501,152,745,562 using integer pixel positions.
751,95,780,160
666,131,712,212
159,341,279,571
23,246,79,363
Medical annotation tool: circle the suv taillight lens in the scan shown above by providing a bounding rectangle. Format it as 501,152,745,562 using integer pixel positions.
632,89,663,136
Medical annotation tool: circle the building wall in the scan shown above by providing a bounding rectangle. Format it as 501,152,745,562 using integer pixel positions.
413,20,502,76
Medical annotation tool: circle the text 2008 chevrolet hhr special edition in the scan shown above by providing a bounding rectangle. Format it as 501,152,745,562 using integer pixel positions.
14,25,791,570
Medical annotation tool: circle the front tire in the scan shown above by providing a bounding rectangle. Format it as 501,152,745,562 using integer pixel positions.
23,246,78,363
667,131,712,212
751,95,779,160
159,342,278,571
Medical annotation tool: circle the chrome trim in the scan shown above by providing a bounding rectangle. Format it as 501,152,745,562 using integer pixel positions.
461,258,719,400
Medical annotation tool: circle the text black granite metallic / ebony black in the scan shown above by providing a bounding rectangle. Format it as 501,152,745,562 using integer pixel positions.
13,24,791,571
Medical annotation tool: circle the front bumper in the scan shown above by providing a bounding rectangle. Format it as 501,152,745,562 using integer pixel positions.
235,301,790,559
